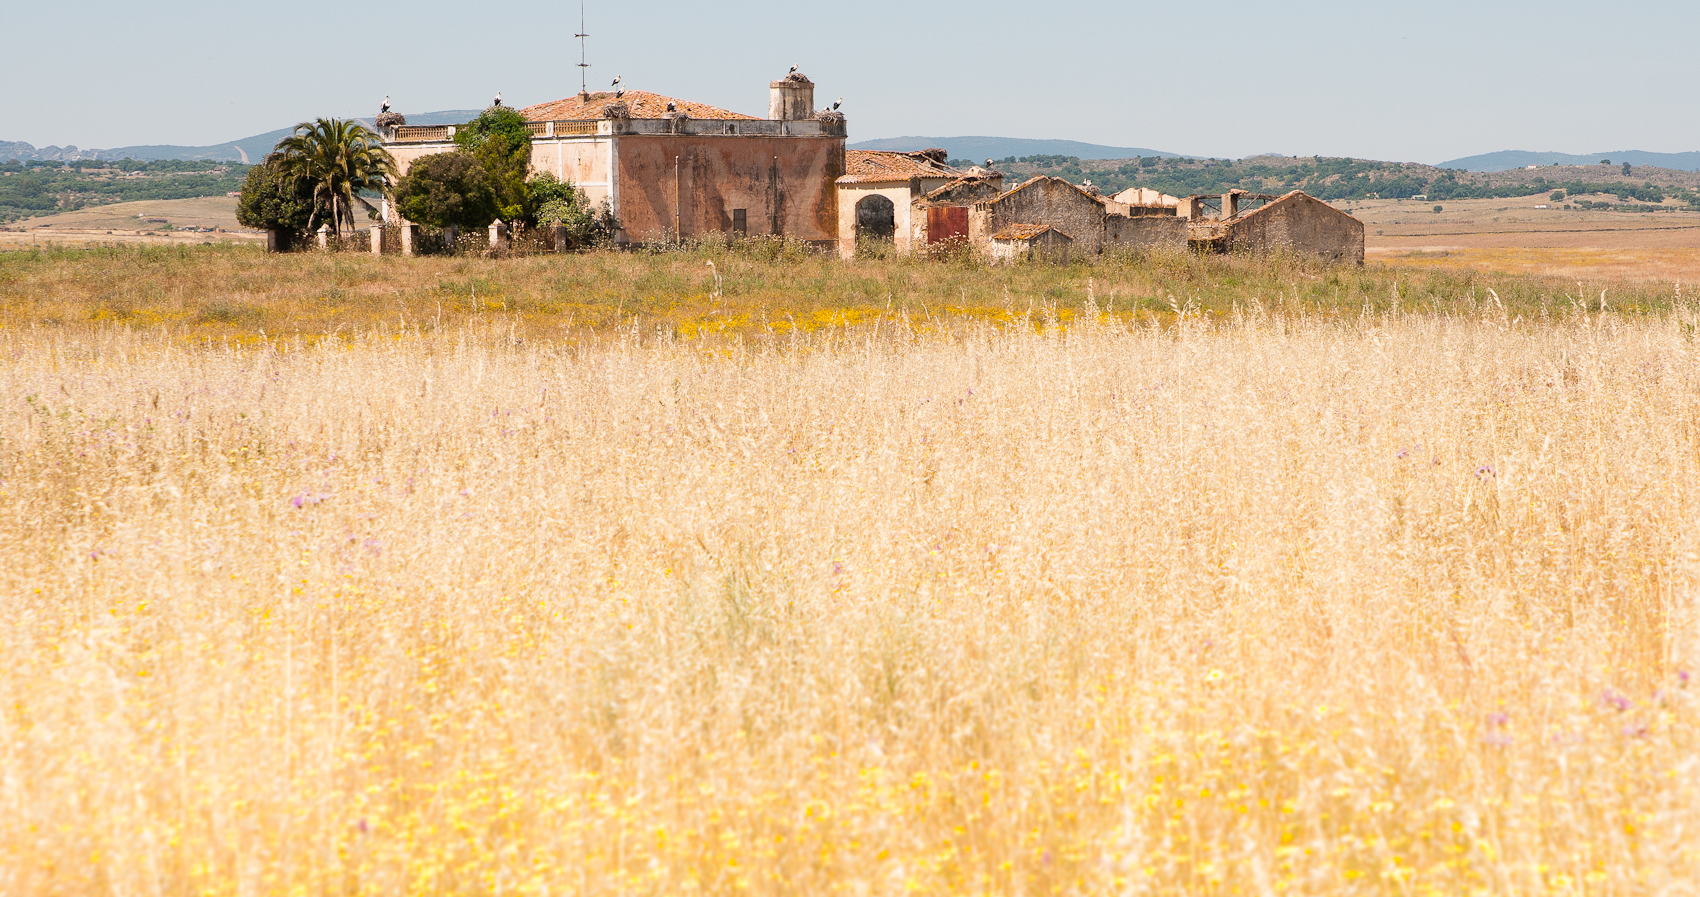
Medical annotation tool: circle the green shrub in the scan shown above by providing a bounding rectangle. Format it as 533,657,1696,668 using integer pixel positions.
455,106,531,224
235,161,318,239
394,153,499,232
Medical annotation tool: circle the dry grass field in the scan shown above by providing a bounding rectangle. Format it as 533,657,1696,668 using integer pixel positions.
2,247,1699,895
0,197,260,250
1357,195,1700,281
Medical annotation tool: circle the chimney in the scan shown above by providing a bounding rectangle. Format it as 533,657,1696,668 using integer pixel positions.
769,76,814,121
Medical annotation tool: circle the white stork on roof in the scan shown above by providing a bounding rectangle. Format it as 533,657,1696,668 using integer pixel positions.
380,95,391,113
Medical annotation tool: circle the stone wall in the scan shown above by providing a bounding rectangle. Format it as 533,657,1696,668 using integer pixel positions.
1223,193,1364,264
1106,215,1187,250
973,178,1110,255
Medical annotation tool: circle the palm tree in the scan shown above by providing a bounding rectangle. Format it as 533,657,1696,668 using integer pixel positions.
268,118,398,238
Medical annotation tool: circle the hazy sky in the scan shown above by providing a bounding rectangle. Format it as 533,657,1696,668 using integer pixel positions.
4,0,1696,163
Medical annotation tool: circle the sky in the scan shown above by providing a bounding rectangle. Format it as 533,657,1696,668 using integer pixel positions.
3,0,1697,164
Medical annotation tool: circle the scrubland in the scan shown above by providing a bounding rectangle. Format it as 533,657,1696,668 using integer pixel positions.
2,246,1699,895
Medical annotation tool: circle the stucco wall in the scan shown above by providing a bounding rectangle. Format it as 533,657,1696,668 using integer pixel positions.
1225,194,1365,264
975,179,1109,255
614,135,845,245
1106,215,1187,250
528,138,614,207
387,141,456,179
836,184,916,259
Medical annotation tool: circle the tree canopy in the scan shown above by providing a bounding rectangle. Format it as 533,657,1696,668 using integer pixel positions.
454,106,532,224
235,161,318,236
393,152,499,231
268,118,397,236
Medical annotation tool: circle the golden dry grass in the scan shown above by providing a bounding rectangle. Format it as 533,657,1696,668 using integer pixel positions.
0,242,1690,347
3,287,1699,893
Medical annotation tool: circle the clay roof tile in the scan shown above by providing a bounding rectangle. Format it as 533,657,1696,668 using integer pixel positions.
519,90,756,122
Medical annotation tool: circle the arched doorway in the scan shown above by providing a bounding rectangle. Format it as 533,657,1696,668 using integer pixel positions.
855,194,896,241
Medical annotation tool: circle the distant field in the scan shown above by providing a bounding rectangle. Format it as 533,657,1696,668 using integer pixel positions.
0,196,260,248
1355,194,1700,280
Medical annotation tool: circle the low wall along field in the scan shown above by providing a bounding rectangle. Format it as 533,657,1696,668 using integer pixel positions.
4,279,1699,893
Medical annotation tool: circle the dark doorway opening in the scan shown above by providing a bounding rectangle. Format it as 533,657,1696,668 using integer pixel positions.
855,194,896,241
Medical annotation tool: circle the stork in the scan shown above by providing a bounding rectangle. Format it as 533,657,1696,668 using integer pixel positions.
788,63,799,76
613,75,625,99
666,101,677,113
493,91,503,107
831,97,842,111
380,95,391,113
985,159,995,169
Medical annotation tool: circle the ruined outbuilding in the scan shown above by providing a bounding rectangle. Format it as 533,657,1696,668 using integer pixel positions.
833,150,1004,256
989,223,1072,264
1185,191,1364,263
382,75,846,247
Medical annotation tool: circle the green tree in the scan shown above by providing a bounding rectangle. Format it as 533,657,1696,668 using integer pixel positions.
393,153,499,232
235,161,318,238
1622,162,1633,176
527,172,611,248
455,106,532,224
268,118,397,237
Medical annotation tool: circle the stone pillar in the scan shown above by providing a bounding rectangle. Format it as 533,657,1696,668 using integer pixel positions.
316,224,330,251
769,77,815,120
399,224,416,257
488,220,509,251
1221,192,1238,219
444,225,459,248
370,223,385,255
265,228,286,253
552,223,567,252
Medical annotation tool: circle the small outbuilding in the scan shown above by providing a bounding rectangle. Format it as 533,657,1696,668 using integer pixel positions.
989,223,1073,264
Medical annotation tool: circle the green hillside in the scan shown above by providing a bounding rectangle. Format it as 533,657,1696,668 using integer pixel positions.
0,160,249,223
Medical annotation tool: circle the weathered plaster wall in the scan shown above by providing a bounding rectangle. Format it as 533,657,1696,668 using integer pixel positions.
1106,215,1187,250
387,141,456,178
836,184,916,258
528,139,614,206
614,135,844,245
1225,194,1364,264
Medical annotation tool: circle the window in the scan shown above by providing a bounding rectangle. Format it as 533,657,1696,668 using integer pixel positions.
732,208,747,234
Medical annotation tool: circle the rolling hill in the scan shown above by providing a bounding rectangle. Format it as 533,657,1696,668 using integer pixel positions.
1437,150,1700,172
848,136,1187,161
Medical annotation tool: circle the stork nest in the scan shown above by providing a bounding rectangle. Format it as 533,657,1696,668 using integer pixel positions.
814,110,845,124
602,102,631,119
375,112,407,129
783,71,811,83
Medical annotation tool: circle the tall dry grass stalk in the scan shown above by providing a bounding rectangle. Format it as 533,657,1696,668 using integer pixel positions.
2,304,1698,895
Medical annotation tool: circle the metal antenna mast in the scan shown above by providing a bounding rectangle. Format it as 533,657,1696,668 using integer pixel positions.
575,0,590,94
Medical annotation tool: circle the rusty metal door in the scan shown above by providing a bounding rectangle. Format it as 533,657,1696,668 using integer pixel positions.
927,206,968,244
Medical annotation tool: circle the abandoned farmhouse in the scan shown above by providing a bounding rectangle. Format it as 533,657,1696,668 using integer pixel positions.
380,75,1364,263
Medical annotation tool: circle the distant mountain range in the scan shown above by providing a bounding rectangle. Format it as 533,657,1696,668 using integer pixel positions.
0,111,480,164
1437,150,1700,172
9,118,1700,176
848,136,1187,161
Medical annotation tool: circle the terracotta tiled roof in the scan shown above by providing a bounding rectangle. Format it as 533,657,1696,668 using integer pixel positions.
839,150,964,184
520,90,757,122
992,223,1071,241
918,175,1002,202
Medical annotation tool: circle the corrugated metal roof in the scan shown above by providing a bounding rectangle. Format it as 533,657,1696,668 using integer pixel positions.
838,150,963,184
520,90,757,122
